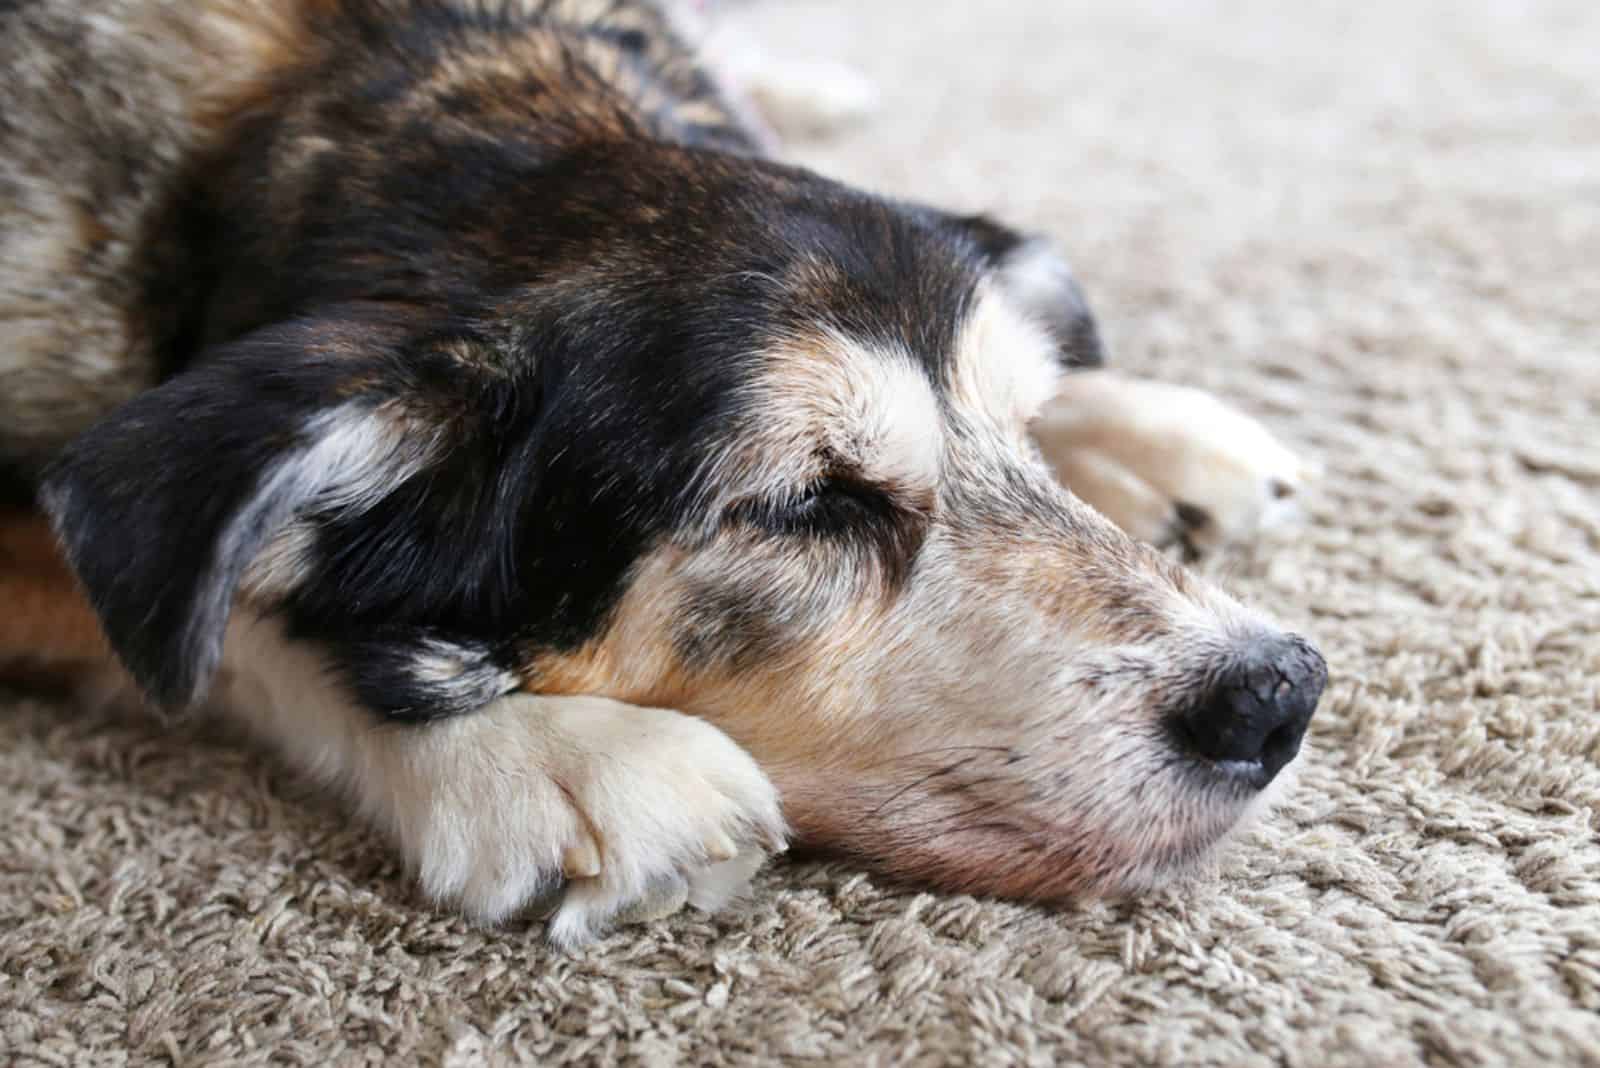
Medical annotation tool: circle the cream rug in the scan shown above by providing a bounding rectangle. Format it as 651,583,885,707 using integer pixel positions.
4,1,1598,1064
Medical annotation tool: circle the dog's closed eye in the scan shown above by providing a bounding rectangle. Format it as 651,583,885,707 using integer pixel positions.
721,469,930,588
731,475,896,537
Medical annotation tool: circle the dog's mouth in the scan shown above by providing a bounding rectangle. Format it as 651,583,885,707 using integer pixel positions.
1187,751,1294,794
1177,722,1310,793
1200,756,1274,789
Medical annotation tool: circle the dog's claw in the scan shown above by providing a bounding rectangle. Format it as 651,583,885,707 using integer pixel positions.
562,838,602,880
704,830,739,863
1159,501,1212,562
611,878,690,927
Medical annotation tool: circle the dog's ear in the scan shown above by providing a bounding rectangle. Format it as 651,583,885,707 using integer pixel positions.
949,213,1105,369
39,305,472,711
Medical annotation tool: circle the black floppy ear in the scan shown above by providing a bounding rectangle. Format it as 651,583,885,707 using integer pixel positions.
39,307,445,711
950,214,1105,369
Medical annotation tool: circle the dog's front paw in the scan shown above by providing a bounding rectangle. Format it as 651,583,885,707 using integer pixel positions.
738,59,880,138
386,694,786,948
1032,371,1316,557
699,19,880,141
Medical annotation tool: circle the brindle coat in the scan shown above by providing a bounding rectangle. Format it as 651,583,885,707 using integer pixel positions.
0,0,1323,944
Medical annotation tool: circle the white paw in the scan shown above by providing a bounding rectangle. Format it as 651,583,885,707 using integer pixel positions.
739,59,881,138
381,694,786,948
1033,371,1317,556
699,18,880,140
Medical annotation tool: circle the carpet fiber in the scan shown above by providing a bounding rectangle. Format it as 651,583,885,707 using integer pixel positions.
4,1,1599,1064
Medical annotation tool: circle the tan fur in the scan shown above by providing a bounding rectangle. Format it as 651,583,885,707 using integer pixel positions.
0,512,111,674
702,330,943,518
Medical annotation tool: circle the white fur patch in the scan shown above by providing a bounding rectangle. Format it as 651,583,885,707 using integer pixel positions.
847,347,944,488
215,613,785,947
238,403,439,598
951,284,1065,431
288,403,440,515
700,334,942,518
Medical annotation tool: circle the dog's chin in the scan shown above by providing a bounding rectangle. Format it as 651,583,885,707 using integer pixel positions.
1106,751,1304,899
774,737,1306,907
965,739,1307,906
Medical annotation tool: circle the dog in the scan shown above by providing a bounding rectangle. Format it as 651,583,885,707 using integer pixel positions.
0,0,1327,946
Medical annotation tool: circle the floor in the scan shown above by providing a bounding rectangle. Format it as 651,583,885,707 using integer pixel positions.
4,1,1598,1063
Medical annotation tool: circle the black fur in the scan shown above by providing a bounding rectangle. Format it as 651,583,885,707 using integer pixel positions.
0,463,34,509
40,0,1107,719
41,308,424,708
330,627,513,721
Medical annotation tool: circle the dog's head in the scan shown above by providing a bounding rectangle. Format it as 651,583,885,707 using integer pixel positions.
43,145,1323,899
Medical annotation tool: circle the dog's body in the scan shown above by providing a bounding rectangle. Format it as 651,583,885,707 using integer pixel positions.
1,0,1325,945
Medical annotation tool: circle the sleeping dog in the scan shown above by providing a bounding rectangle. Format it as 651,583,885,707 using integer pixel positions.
0,0,1326,946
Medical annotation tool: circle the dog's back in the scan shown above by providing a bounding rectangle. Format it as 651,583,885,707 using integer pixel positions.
0,0,254,473
0,0,743,481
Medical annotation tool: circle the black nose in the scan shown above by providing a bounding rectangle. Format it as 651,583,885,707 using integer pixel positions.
1179,634,1327,785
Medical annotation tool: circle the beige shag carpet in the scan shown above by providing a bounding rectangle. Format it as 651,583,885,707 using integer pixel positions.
5,1,1600,1064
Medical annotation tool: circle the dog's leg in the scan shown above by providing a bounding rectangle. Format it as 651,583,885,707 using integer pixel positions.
0,508,149,710
693,5,879,142
221,613,785,947
0,512,783,944
1032,371,1316,557
1041,448,1210,557
0,509,112,672
720,52,880,140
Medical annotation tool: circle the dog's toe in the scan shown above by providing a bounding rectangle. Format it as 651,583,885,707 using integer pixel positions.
392,694,785,948
542,704,785,947
1033,371,1315,557
1153,501,1213,562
